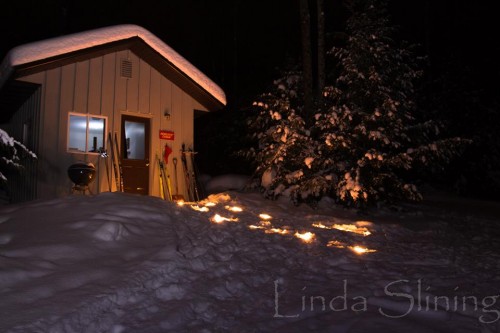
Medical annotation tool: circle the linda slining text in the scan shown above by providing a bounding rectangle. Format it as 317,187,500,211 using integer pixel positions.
273,279,499,324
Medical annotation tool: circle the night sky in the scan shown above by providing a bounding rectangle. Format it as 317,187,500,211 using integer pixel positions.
2,0,500,196
2,0,498,110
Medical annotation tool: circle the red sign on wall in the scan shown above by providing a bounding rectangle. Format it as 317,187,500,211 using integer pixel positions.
159,130,175,140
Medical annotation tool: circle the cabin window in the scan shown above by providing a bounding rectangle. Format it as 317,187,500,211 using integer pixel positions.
68,112,107,154
124,120,146,159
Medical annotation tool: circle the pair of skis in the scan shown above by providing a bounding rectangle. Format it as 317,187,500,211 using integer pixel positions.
180,144,205,202
157,144,175,201
103,132,123,192
171,157,184,201
157,153,172,201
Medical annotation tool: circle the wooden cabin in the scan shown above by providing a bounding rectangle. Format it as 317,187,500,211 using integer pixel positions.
0,24,226,202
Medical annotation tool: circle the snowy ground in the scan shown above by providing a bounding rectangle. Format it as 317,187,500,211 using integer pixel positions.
1,181,500,332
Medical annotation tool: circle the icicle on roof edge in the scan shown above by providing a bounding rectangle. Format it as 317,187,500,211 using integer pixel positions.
0,24,226,106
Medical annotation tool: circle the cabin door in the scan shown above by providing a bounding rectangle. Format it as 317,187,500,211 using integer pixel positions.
120,115,150,195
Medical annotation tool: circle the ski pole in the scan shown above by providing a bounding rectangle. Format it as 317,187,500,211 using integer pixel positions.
99,148,111,192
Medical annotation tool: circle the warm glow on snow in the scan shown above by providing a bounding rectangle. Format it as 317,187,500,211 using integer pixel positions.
190,205,209,212
260,220,272,227
225,205,243,212
259,213,272,220
312,222,371,236
334,224,371,236
176,195,373,253
312,222,329,229
210,214,238,224
248,225,266,230
326,240,346,249
294,231,315,243
248,220,272,230
265,228,289,235
349,245,377,254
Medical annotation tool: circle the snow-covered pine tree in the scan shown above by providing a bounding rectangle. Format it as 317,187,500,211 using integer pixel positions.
316,0,467,205
0,128,36,187
247,0,467,206
245,72,327,203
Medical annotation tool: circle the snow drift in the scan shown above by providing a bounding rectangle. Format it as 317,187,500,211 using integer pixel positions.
0,190,499,332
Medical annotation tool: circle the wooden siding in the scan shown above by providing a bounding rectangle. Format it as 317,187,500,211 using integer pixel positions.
5,86,41,202
13,48,207,200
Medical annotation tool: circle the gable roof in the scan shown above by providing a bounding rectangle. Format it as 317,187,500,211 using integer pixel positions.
0,24,226,110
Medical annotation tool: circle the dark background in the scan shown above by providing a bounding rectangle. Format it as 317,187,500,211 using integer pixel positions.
2,1,499,196
2,0,304,109
3,1,497,109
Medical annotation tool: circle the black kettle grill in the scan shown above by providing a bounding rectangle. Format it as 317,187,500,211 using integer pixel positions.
67,163,96,194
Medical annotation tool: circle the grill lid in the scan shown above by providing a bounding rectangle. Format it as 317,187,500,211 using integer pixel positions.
67,162,96,186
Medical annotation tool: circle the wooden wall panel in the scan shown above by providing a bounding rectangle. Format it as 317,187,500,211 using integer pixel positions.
101,53,116,132
74,60,89,113
88,57,103,115
170,83,187,198
114,51,127,160
99,53,117,192
41,68,67,198
138,59,151,115
59,64,76,112
149,67,161,119
112,51,127,194
87,57,105,194
114,51,128,112
57,63,79,197
126,51,139,112
148,67,162,197
161,77,175,186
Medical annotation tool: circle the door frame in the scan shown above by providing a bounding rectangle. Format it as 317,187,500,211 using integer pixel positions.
120,114,151,195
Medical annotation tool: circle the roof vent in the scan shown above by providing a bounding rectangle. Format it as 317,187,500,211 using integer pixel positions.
120,59,132,78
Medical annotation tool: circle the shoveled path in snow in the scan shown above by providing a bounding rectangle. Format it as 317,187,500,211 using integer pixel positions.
0,191,499,332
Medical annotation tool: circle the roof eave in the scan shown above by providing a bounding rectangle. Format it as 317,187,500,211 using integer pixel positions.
8,38,225,111
1,25,226,111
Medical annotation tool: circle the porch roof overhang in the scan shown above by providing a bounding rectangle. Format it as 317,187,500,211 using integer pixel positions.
0,80,40,123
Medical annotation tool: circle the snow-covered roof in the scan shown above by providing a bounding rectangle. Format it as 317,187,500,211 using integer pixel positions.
0,24,226,106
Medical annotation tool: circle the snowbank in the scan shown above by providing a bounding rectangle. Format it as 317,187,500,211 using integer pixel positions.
0,190,499,332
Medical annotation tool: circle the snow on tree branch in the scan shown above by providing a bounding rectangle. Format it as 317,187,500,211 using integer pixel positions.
0,128,36,186
244,0,468,207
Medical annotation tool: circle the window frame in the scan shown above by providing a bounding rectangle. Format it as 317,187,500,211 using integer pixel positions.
67,112,108,155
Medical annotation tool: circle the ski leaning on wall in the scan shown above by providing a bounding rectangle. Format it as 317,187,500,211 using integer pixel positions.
188,146,205,201
180,144,194,202
162,144,173,201
114,132,124,192
108,132,120,192
156,153,168,200
179,144,205,202
99,148,111,192
171,157,184,201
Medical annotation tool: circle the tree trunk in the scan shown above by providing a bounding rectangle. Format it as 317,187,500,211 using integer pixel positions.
316,0,325,97
299,0,313,116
